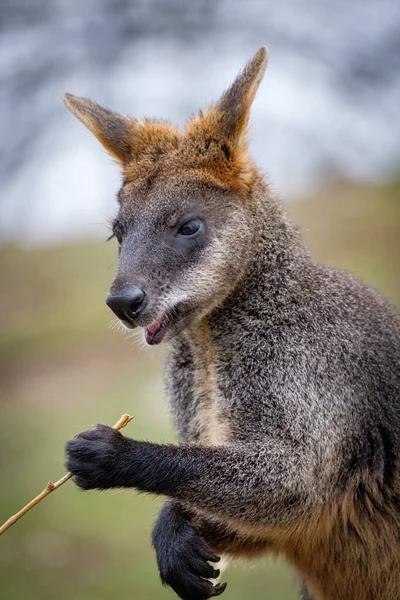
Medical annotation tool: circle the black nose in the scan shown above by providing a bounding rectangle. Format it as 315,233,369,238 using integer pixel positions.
106,287,147,322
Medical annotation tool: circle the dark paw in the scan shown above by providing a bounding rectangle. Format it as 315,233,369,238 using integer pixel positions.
153,514,227,600
65,424,128,490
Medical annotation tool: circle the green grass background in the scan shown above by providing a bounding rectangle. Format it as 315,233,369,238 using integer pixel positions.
0,179,399,599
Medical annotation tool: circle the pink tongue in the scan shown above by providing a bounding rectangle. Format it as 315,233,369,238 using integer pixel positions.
145,320,165,345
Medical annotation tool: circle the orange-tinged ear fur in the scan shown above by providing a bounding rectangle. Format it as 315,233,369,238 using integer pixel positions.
63,93,135,163
63,93,181,171
214,45,268,145
184,46,268,192
63,47,268,194
186,47,268,144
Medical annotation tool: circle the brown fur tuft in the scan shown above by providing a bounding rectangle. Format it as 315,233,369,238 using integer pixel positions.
63,93,134,163
64,47,268,196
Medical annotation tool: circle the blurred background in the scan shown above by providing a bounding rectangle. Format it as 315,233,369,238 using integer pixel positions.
0,1,399,599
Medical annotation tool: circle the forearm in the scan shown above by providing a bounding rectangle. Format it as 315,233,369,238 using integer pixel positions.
154,500,269,559
191,509,270,557
66,426,319,523
114,438,313,522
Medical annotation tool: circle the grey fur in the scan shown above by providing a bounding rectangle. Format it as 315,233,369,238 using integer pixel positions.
163,186,400,599
64,48,400,600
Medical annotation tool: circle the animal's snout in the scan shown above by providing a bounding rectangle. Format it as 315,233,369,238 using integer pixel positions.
106,286,147,323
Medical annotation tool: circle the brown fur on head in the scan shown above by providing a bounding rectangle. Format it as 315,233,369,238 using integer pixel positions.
64,47,267,193
64,47,268,344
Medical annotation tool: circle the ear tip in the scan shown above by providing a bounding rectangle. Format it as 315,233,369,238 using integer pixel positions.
255,46,269,68
63,92,76,109
63,92,88,112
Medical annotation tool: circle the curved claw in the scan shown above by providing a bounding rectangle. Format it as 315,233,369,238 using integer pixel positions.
212,582,227,596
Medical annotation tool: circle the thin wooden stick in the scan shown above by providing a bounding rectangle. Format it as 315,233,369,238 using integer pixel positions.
0,413,134,536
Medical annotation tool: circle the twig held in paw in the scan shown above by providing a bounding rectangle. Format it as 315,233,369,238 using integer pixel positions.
0,413,134,536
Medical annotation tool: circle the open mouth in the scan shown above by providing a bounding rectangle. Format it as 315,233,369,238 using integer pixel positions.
145,318,166,345
143,300,193,345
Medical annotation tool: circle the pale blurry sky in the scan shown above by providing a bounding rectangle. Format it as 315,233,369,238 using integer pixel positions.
1,0,399,244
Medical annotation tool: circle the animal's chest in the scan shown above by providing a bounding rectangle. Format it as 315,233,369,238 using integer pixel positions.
190,325,230,446
166,322,230,446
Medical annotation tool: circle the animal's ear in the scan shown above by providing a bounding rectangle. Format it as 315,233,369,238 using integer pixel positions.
63,93,133,163
214,46,268,146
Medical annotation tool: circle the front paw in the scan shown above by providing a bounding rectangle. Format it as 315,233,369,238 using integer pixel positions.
65,424,128,490
153,516,227,600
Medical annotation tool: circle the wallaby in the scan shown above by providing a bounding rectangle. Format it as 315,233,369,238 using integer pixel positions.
64,47,400,600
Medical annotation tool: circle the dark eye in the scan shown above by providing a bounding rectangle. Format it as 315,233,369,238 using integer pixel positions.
178,219,201,237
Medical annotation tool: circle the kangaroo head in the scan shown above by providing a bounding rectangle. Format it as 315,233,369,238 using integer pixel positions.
64,47,268,344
